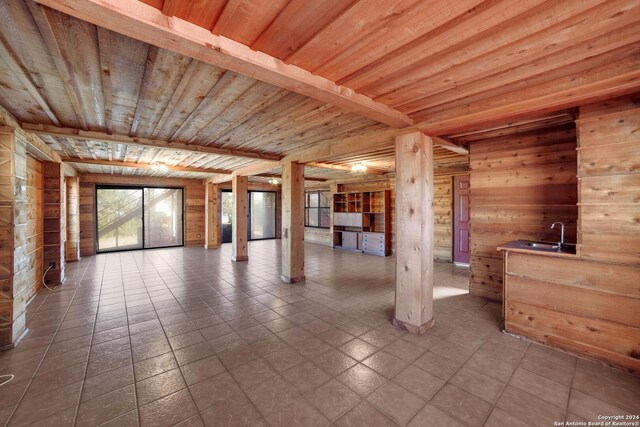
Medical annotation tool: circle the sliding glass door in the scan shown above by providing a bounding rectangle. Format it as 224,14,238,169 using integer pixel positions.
97,188,144,252
144,188,183,248
96,186,183,253
250,191,276,240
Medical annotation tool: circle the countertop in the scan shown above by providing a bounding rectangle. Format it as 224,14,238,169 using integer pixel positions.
497,239,580,259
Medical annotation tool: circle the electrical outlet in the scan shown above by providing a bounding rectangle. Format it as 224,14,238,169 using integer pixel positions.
48,262,56,269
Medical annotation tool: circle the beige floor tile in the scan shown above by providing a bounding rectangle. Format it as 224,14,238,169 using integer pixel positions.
10,381,83,426
134,352,178,381
338,338,379,361
568,389,631,421
81,364,135,402
305,379,361,421
75,384,137,427
313,349,358,376
139,389,198,427
283,361,331,393
335,401,398,427
518,353,575,386
230,358,277,389
337,363,388,397
413,351,462,381
509,366,570,407
572,359,640,414
393,365,446,401
180,355,225,386
383,339,426,362
484,407,531,427
265,398,329,427
496,385,565,427
246,375,299,416
430,383,492,427
362,351,408,379
367,381,425,426
407,404,465,427
450,365,505,403
188,372,244,413
136,368,186,406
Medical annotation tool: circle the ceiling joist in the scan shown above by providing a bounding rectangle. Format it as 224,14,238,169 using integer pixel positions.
33,0,413,128
60,156,232,174
22,123,283,161
305,161,386,176
431,136,468,156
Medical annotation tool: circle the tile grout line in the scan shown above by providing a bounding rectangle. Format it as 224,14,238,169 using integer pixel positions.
4,258,92,427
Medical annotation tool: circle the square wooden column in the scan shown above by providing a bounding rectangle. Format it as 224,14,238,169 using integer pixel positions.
0,129,27,349
231,175,248,262
65,176,80,262
43,162,65,285
393,131,435,334
205,182,221,249
281,161,305,283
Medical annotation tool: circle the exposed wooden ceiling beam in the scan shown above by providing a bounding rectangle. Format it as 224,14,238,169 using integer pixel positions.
416,68,640,135
305,161,386,175
22,123,283,161
34,0,413,128
257,173,327,183
431,136,468,156
61,156,232,174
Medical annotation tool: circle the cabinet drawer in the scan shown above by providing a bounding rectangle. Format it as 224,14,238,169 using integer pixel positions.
363,246,386,256
362,241,384,251
362,233,385,243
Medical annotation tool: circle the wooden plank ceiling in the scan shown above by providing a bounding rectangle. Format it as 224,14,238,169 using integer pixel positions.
1,0,638,179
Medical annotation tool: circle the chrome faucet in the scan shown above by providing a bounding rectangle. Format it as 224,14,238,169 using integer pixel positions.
551,222,565,247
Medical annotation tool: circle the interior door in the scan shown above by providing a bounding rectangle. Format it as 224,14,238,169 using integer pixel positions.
453,175,470,264
96,188,143,252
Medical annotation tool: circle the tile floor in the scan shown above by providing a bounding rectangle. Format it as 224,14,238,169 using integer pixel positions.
0,241,638,426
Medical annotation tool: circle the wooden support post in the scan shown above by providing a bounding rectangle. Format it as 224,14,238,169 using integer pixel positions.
205,182,221,249
231,175,248,262
393,131,435,334
65,176,80,262
281,161,305,283
43,162,65,285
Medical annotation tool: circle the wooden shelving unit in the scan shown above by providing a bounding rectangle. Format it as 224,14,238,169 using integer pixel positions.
333,190,391,256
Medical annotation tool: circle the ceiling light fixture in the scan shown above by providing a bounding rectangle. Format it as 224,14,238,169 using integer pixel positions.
268,178,280,185
351,162,367,173
150,162,169,172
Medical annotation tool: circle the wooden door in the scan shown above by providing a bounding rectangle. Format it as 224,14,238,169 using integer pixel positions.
453,175,470,264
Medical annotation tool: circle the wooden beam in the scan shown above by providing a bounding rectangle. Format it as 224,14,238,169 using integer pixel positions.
416,69,640,136
393,131,435,334
432,136,468,156
22,123,283,161
65,176,80,262
305,161,386,175
281,161,305,283
257,173,327,183
60,156,232,174
34,0,413,128
231,175,248,262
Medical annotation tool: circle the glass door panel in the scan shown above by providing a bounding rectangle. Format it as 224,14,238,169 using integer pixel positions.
97,188,143,252
250,191,276,240
144,188,183,248
221,190,233,243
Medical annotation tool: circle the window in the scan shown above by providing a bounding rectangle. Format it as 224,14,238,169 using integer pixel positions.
305,191,330,228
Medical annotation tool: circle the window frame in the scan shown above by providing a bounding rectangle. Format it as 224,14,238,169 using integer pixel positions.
304,190,330,229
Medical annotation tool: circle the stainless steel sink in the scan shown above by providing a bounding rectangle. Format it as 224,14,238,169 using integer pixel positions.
525,242,560,250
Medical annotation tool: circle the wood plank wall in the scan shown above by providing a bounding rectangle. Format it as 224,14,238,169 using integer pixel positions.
78,174,206,256
43,162,65,285
65,177,80,261
469,125,579,300
504,95,640,373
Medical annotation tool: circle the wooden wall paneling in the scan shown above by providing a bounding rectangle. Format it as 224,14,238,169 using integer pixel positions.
280,161,305,283
79,181,95,256
393,132,434,334
42,162,65,285
577,105,640,265
65,176,80,261
231,175,248,262
205,182,220,248
469,125,578,301
434,175,452,262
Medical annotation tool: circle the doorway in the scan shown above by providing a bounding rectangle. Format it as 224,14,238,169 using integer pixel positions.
453,175,470,264
220,190,277,243
96,186,184,253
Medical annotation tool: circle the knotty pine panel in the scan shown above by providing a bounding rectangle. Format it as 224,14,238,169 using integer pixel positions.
469,125,578,301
